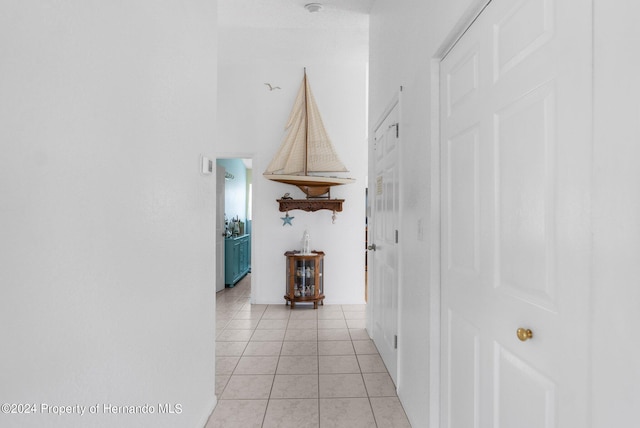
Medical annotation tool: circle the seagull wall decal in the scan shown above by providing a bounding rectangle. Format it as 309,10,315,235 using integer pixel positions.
264,83,281,91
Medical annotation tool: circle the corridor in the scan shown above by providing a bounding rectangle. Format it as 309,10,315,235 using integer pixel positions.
205,275,411,427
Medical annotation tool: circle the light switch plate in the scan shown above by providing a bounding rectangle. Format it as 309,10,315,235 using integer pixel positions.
201,156,213,175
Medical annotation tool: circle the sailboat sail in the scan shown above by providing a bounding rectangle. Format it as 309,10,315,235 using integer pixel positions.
304,79,349,173
264,79,308,175
264,71,354,197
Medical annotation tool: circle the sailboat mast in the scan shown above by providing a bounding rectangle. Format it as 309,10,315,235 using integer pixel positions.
303,68,309,176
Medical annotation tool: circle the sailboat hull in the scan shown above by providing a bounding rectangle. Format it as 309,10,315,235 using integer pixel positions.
263,173,355,197
296,185,331,198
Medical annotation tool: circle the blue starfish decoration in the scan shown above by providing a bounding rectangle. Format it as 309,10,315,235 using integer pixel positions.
281,213,294,226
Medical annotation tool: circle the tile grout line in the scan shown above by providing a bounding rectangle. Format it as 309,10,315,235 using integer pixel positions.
217,277,253,401
348,307,380,428
213,276,404,427
263,304,281,428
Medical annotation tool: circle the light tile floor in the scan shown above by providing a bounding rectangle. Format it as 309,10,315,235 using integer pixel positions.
205,274,411,428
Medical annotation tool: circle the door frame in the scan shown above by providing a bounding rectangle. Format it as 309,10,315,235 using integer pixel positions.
428,1,493,427
367,90,403,384
216,165,226,292
215,154,256,300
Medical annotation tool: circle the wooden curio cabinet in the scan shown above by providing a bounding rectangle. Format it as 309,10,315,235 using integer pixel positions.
284,251,325,309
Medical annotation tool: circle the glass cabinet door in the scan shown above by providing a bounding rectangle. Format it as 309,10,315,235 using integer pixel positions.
317,257,323,297
294,259,316,297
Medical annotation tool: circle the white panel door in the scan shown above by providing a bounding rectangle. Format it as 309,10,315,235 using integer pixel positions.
369,101,400,384
440,0,592,426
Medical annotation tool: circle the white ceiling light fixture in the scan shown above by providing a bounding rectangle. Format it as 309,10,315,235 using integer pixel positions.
304,3,323,13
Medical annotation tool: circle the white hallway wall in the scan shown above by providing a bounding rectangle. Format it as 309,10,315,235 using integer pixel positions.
370,0,640,426
369,0,480,425
0,2,218,427
217,19,369,304
592,0,640,425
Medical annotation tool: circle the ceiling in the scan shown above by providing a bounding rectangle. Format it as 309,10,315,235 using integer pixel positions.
218,0,374,30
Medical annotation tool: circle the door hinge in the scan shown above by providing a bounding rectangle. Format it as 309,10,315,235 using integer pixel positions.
395,230,399,244
394,335,398,349
388,123,399,138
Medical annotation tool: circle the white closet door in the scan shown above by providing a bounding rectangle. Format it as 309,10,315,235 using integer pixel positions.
440,0,592,426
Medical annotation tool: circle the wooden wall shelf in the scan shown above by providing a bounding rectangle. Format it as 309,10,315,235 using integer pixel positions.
277,198,344,213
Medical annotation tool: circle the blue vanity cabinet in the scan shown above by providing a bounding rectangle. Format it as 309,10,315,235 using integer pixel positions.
225,234,250,287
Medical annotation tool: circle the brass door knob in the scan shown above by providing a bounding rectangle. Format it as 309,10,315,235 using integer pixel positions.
517,328,533,341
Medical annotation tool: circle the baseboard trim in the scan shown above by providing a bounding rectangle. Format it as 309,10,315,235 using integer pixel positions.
199,394,218,427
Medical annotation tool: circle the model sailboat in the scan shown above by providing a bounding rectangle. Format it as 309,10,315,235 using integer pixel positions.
263,69,355,198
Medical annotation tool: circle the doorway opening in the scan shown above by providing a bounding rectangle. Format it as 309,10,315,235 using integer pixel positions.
216,158,253,294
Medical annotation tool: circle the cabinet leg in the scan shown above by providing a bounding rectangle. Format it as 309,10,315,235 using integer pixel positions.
313,302,318,309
